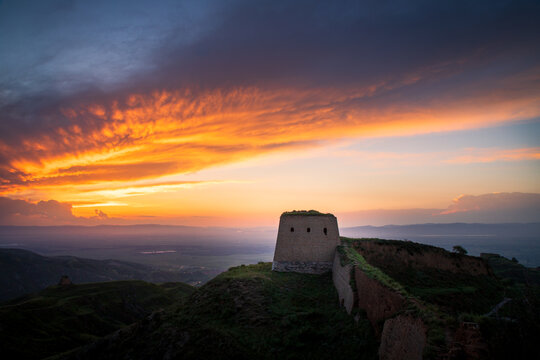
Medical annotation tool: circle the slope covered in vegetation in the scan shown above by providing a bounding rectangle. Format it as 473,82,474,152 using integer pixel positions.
0,280,195,359
340,238,540,359
61,263,378,360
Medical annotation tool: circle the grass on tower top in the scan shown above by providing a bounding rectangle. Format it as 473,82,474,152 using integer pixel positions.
281,210,334,216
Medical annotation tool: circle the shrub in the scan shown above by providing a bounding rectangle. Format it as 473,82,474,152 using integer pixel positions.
452,245,467,255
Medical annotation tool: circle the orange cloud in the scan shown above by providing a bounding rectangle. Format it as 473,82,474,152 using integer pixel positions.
1,69,539,199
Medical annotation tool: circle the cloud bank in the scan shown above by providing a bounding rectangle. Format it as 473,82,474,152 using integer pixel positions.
339,192,540,226
0,197,112,226
2,192,539,226
0,0,539,196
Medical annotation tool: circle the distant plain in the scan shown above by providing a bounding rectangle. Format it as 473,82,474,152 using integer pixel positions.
1,223,538,279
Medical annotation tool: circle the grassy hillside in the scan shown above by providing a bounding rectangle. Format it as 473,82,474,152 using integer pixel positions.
0,248,203,301
0,280,195,360
60,263,378,360
481,253,540,285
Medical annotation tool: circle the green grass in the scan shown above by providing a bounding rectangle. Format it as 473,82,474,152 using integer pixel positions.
281,210,333,216
0,280,195,360
63,263,378,360
481,253,540,285
180,263,377,359
342,236,458,257
338,245,408,296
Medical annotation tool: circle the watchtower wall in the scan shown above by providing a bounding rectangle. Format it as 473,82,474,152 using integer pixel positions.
272,213,340,274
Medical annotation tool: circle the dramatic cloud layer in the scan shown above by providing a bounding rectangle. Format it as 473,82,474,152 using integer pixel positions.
0,1,539,224
1,0,539,193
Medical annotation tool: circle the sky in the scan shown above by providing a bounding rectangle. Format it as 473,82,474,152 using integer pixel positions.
0,0,539,227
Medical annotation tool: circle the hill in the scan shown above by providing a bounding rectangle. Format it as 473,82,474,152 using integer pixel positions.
0,280,195,360
480,253,540,285
336,238,540,359
0,248,201,301
59,263,378,360
2,240,539,359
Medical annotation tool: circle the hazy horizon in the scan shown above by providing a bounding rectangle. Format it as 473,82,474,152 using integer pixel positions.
2,222,539,268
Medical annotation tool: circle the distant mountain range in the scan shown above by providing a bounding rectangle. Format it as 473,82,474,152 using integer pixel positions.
342,222,540,237
0,249,202,301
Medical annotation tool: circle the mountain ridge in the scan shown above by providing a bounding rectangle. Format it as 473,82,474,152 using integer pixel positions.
0,248,203,301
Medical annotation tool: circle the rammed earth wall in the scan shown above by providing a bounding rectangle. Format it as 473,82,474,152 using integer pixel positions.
354,267,406,334
333,244,428,359
353,240,492,276
332,251,355,313
379,315,426,360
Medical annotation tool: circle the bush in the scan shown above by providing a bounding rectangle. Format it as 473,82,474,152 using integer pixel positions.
452,245,467,255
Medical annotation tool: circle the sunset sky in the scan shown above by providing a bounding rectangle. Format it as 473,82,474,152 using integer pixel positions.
1,0,539,227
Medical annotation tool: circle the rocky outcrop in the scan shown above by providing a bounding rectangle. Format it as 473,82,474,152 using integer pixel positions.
379,315,426,360
355,267,405,334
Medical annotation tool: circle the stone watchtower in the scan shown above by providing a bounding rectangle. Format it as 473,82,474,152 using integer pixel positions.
272,210,340,274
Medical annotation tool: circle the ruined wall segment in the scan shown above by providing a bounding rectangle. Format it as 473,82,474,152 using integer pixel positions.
379,315,426,360
354,267,406,334
336,244,429,357
353,239,492,276
332,251,355,314
272,211,340,274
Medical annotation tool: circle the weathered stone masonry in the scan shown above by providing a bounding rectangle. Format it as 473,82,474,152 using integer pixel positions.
272,212,340,274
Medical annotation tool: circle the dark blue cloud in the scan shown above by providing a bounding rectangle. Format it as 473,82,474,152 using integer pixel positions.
2,0,538,97
151,0,540,89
